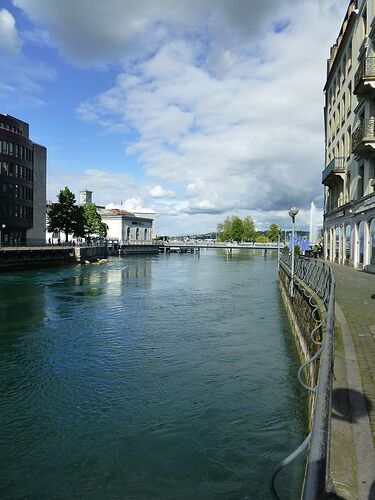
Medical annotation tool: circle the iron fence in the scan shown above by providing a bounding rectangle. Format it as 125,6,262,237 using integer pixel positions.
270,254,335,500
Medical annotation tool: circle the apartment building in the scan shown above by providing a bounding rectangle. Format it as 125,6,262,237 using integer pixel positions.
0,114,46,245
323,0,375,272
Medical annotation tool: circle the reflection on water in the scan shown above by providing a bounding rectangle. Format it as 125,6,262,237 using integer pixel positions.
0,252,306,500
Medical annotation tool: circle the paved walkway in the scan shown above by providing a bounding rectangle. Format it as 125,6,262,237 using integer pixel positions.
330,263,375,499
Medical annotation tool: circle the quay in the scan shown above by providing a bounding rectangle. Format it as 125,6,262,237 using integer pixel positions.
275,254,375,499
0,244,107,271
329,264,375,499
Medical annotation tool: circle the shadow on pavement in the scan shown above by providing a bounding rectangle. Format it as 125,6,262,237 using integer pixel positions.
332,388,373,423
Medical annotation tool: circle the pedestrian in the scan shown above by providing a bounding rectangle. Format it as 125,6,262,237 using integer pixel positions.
313,244,319,259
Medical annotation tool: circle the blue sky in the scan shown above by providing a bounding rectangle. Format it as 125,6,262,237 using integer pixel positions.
0,0,344,235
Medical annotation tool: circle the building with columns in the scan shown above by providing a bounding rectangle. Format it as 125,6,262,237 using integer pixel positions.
323,0,375,272
0,114,46,245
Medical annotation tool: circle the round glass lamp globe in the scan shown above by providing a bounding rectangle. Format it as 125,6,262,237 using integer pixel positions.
289,207,299,218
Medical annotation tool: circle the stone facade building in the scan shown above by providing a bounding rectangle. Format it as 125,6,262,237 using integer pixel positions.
323,0,375,272
0,114,46,245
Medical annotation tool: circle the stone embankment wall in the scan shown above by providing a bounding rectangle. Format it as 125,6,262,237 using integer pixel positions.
0,245,107,271
119,244,159,255
278,264,325,420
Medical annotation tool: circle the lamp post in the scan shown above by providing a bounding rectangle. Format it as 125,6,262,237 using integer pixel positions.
288,207,299,297
0,224,6,246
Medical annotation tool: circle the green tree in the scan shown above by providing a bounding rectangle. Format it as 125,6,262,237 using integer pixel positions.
231,216,243,242
83,203,108,238
255,235,269,243
242,216,256,241
266,223,281,242
48,187,85,242
217,217,233,242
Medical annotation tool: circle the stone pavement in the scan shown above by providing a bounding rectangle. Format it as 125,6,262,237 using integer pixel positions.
330,263,375,499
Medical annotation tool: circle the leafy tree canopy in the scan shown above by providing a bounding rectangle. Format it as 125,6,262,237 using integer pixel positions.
242,216,256,242
231,216,243,242
48,187,85,241
83,203,107,238
266,223,281,242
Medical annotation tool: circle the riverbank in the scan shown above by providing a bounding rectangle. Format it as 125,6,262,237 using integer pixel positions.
0,245,107,271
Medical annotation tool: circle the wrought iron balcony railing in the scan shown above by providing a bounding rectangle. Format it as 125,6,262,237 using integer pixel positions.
354,57,375,93
322,157,345,184
352,117,375,152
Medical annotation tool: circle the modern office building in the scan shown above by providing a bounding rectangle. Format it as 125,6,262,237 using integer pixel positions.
0,114,46,245
323,0,375,272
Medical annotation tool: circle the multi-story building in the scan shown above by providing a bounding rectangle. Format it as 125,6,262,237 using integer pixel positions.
0,114,46,245
323,0,375,272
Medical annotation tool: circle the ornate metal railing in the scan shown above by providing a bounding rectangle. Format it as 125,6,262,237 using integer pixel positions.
271,255,335,500
322,157,345,184
352,117,375,152
354,57,375,91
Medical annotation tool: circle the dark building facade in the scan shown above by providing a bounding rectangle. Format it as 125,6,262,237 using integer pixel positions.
0,114,46,244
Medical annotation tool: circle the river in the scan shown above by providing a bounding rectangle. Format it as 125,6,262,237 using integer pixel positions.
0,250,307,499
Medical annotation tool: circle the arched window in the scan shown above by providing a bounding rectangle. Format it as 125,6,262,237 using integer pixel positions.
335,227,340,259
144,228,148,240
370,219,375,266
136,228,139,240
358,221,365,264
345,225,352,261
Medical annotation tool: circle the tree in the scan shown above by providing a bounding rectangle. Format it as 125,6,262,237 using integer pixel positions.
231,216,243,242
255,235,268,243
242,216,256,241
266,223,281,242
217,217,233,242
48,187,85,242
83,203,108,238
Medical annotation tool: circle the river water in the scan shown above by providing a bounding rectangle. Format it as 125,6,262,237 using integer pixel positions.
0,250,307,499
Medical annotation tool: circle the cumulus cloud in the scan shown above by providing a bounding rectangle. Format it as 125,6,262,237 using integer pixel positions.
75,1,339,226
149,185,175,198
0,9,22,54
12,0,343,233
13,0,304,65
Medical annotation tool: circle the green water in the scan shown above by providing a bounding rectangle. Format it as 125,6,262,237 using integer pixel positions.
0,250,307,499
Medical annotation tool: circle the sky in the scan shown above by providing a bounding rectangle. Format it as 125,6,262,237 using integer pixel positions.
0,0,345,235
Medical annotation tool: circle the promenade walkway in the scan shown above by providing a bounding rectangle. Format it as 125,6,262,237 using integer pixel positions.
329,263,375,499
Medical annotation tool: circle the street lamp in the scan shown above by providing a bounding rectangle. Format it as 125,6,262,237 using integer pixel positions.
288,207,299,297
0,224,6,246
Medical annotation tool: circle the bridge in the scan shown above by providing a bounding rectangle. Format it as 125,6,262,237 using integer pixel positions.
157,241,283,253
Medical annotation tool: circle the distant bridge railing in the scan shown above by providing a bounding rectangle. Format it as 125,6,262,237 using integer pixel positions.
271,254,335,500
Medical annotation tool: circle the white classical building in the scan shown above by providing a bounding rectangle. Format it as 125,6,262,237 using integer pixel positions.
98,208,154,244
46,190,155,245
323,0,375,272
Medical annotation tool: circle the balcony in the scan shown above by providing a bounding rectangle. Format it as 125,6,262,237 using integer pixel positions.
354,57,375,95
352,118,375,155
322,157,345,185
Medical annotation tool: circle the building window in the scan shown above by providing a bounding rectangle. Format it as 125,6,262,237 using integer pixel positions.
347,126,351,157
345,225,352,261
370,219,375,266
358,221,365,264
361,8,367,39
347,82,351,115
358,165,364,198
347,172,351,201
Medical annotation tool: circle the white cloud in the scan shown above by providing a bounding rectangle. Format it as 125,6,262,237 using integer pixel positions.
149,185,175,198
13,0,303,65
0,9,22,54
12,0,342,233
